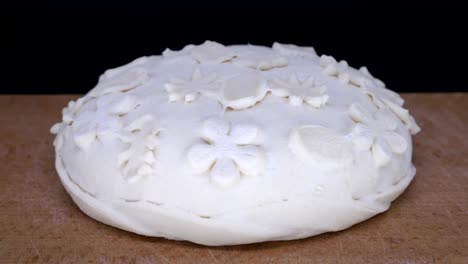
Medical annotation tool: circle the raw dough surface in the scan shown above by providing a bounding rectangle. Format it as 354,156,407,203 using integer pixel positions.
51,41,420,245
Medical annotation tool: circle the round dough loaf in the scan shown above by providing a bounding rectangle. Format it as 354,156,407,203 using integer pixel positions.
51,41,420,246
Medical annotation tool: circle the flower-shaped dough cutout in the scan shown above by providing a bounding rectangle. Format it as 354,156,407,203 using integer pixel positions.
72,94,139,150
220,72,269,110
319,55,383,88
272,42,317,57
348,103,408,168
289,125,353,168
356,66,404,107
61,97,87,125
117,115,160,183
379,97,421,135
187,118,264,187
162,41,235,64
233,49,288,71
164,68,220,103
51,97,89,149
325,60,420,135
268,73,329,108
362,85,420,135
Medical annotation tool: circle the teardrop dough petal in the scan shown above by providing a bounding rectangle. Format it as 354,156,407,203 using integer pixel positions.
230,124,258,145
384,131,408,154
210,157,241,187
187,144,217,174
371,139,393,168
231,145,264,177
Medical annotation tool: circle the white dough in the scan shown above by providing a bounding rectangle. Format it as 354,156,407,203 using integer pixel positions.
51,41,420,246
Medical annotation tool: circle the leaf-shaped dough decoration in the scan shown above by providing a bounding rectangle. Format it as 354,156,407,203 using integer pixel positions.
289,125,353,168
97,94,139,116
92,68,150,96
220,72,268,110
162,41,235,64
233,49,288,70
190,41,235,64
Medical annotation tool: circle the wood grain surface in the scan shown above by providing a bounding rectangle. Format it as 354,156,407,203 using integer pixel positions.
1,94,467,263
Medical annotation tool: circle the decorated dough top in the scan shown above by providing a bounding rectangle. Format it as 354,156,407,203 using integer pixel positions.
51,41,419,219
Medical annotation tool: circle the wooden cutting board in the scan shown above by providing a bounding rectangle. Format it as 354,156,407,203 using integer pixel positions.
1,94,467,263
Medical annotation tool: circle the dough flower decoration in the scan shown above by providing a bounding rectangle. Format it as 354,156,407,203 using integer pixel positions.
117,115,160,183
268,73,329,107
362,85,421,135
164,68,220,103
71,94,139,150
51,58,149,149
380,97,421,135
163,40,236,64
61,97,87,125
319,55,384,89
50,97,89,149
272,42,317,58
348,103,408,168
162,41,288,70
187,118,264,187
322,59,421,135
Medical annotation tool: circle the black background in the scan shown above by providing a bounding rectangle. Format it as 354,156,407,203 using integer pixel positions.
2,1,467,94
